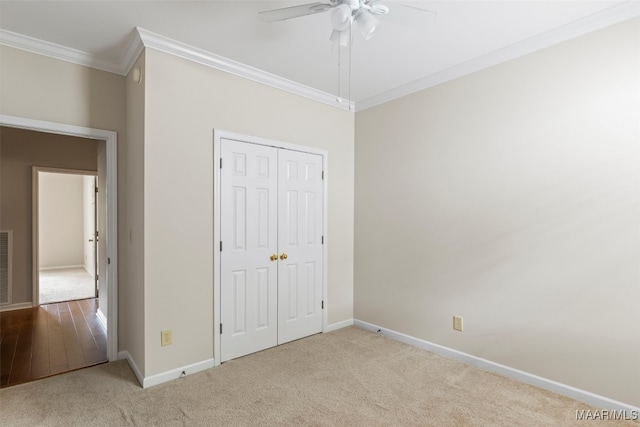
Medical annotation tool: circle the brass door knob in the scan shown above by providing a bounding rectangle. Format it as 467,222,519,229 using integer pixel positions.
280,253,288,260
270,254,278,261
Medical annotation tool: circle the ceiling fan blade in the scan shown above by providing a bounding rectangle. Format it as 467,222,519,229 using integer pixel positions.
258,2,335,23
373,1,437,29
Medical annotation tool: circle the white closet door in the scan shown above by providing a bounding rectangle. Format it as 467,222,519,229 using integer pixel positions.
220,139,278,362
277,149,324,344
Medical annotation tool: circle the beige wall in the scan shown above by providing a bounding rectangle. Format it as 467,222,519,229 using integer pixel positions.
0,127,98,303
0,46,126,133
123,52,146,374
39,172,85,269
142,48,354,376
354,17,640,406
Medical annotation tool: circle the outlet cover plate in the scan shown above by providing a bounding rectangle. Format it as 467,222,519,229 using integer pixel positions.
161,330,173,346
453,316,463,332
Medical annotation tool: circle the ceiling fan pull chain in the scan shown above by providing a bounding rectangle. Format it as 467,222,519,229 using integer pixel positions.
337,34,342,103
348,18,352,111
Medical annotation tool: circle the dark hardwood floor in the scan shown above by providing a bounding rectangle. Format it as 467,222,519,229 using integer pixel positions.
0,298,107,387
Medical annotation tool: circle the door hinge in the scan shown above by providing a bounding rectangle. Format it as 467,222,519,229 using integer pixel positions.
321,235,324,245
220,158,222,169
96,275,99,281
220,324,223,334
95,186,98,193
220,241,222,251
108,257,111,265
322,171,324,180
321,300,324,310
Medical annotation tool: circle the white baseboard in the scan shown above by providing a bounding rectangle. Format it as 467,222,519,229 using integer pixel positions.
325,318,354,332
39,264,85,271
142,358,215,388
354,319,639,412
0,302,33,312
118,350,144,387
83,264,95,277
118,350,215,389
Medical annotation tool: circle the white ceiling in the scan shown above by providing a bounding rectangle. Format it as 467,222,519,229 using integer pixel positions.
1,1,638,109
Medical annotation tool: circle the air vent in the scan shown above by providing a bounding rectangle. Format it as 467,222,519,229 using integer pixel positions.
0,231,12,305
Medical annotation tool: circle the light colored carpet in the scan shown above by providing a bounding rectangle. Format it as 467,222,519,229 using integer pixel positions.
39,268,95,304
0,327,632,426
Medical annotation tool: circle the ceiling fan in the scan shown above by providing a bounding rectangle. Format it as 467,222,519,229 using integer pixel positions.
259,0,437,46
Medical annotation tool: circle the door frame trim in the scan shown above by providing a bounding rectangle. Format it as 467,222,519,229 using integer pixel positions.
213,129,329,366
1,114,119,362
32,166,98,306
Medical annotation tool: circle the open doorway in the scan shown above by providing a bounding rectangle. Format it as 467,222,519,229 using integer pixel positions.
0,115,118,364
36,170,98,305
0,119,118,387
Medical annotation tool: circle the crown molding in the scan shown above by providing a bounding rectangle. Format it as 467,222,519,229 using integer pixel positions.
355,1,640,111
134,28,353,111
0,26,352,111
0,29,126,75
120,30,145,76
2,0,636,113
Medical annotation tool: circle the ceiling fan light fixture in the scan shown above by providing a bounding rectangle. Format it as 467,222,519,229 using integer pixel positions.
369,4,389,15
356,10,377,40
330,3,352,31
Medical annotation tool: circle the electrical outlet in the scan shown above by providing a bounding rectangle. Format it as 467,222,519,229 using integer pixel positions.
453,316,463,332
161,330,172,346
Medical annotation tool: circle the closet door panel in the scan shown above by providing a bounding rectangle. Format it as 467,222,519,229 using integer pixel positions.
277,149,324,345
220,139,278,362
